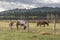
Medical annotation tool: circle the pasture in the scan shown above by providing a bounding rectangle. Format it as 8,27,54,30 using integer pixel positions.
0,20,60,40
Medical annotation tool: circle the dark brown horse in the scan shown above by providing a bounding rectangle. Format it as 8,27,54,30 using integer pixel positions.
37,20,49,27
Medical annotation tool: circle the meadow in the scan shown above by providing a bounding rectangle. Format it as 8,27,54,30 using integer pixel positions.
0,20,60,40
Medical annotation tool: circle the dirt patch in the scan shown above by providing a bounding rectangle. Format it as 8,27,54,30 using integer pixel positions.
41,32,52,35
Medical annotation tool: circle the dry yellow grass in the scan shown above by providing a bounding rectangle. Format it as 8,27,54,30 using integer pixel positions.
0,20,60,34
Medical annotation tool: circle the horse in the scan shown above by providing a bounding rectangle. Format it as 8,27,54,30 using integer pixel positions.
16,20,27,30
37,20,49,27
9,20,14,30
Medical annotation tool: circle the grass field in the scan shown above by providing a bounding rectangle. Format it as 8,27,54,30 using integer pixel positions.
0,20,60,40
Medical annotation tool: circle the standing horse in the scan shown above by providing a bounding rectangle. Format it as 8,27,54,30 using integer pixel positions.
9,20,14,30
37,20,49,27
16,20,27,30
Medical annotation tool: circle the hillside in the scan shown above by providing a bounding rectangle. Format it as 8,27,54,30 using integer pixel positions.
0,7,60,20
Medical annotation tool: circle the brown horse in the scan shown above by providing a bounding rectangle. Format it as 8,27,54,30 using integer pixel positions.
37,20,49,27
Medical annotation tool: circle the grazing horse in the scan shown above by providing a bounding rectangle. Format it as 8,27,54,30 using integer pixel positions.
37,20,49,27
16,20,27,30
9,20,14,30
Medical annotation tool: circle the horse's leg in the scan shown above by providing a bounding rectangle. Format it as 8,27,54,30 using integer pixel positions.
23,26,26,30
44,24,45,27
9,26,12,30
16,24,19,29
9,24,13,30
47,23,49,26
40,24,41,27
11,26,12,30
37,25,39,27
37,23,39,27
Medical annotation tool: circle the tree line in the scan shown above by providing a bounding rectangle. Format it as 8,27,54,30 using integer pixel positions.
0,7,60,20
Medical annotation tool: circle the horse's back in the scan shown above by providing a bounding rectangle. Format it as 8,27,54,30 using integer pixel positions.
16,20,26,25
37,20,49,25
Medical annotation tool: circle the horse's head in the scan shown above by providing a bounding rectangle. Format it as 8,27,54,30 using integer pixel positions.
46,22,49,26
47,23,49,26
44,21,49,26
